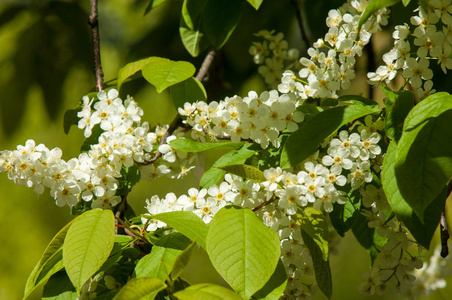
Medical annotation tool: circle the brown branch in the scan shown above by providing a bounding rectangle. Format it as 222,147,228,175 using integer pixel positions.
89,0,104,92
252,196,277,212
441,180,452,257
291,0,311,55
139,49,217,166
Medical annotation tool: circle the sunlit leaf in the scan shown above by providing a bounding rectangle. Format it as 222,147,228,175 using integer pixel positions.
169,139,245,152
174,283,242,299
113,277,166,300
217,164,266,182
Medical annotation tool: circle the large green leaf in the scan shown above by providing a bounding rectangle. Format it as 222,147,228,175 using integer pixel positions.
297,207,329,261
200,143,256,188
382,141,446,249
217,164,266,182
252,259,287,300
63,209,115,291
174,283,242,300
169,139,245,152
135,246,183,281
170,77,207,109
206,206,280,299
394,92,452,221
381,87,414,142
24,220,74,300
281,104,379,168
203,0,242,49
143,211,209,250
359,0,401,29
300,228,332,299
117,57,157,91
113,278,166,300
142,57,196,93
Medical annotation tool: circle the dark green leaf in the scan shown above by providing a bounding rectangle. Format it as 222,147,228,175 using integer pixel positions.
394,92,452,221
170,77,207,109
42,270,77,300
300,228,332,299
281,104,379,168
63,108,80,135
381,87,414,141
246,0,264,10
117,57,158,91
170,241,196,280
382,141,446,249
80,125,103,153
297,207,329,261
252,259,287,300
359,0,401,30
180,0,210,57
329,189,360,237
144,0,167,15
203,0,242,49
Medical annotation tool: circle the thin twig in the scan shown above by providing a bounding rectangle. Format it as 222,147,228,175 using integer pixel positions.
88,0,104,92
440,180,452,257
252,196,277,212
291,0,311,55
140,49,217,166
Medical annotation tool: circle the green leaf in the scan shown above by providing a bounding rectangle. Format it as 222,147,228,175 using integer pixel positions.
170,77,207,109
246,0,264,10
117,57,158,91
170,241,196,280
252,259,287,300
63,108,80,135
143,211,209,250
180,0,210,57
144,0,167,15
394,92,452,221
174,283,242,300
42,270,77,300
359,0,401,30
300,228,332,299
200,143,256,188
169,139,245,152
382,141,446,249
80,125,103,153
297,207,329,261
206,206,280,299
142,57,196,93
23,220,74,300
63,209,115,291
329,190,360,237
402,0,411,6
281,104,379,169
381,87,414,141
217,164,266,182
135,246,183,281
203,0,242,49
113,277,166,300
351,208,376,249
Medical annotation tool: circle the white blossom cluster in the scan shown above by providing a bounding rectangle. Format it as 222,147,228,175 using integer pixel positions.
358,185,425,296
0,89,191,208
178,90,305,149
368,0,452,98
249,30,301,87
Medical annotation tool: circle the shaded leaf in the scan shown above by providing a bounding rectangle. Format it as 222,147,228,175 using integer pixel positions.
117,57,158,91
252,259,287,300
246,0,264,10
381,87,414,142
359,0,401,30
169,139,245,152
42,270,77,300
297,207,329,261
170,77,207,109
170,241,197,281
217,164,266,182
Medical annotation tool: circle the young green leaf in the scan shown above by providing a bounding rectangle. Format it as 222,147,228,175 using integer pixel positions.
200,143,256,188
300,228,332,299
117,57,159,91
63,209,115,291
206,206,281,299
297,207,329,261
381,87,414,142
203,0,242,49
173,283,242,300
170,241,197,281
252,259,287,300
180,0,210,57
169,138,245,152
142,57,196,93
382,141,446,249
394,92,452,222
402,0,411,6
247,0,264,10
281,104,379,168
358,0,401,30
23,220,74,300
113,277,166,300
135,246,184,280
144,211,209,250
217,164,266,182
170,77,207,109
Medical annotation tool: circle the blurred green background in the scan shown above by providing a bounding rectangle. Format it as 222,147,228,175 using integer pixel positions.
0,0,451,299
